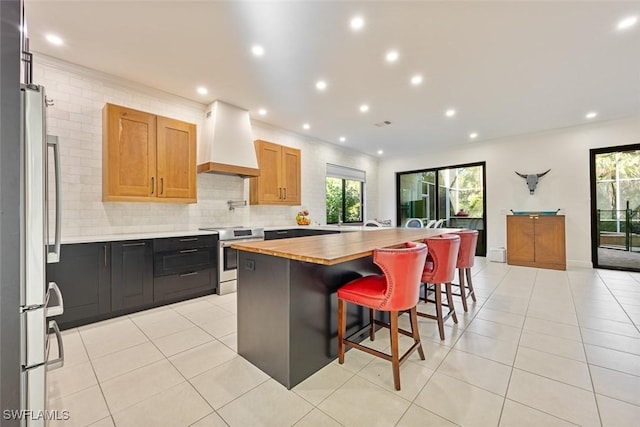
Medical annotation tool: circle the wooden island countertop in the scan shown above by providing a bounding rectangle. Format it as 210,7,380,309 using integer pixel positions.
231,227,460,265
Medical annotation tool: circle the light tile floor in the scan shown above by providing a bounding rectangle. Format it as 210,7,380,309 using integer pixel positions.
47,259,640,426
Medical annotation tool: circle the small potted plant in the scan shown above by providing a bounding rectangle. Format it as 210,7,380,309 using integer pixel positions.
296,210,311,225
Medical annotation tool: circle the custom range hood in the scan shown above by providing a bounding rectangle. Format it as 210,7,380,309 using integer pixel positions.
197,100,260,177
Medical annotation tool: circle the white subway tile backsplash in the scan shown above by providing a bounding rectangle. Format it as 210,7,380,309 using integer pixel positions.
35,55,378,239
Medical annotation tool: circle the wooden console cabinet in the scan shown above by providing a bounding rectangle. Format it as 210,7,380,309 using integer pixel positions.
103,104,197,203
249,140,301,205
507,215,566,270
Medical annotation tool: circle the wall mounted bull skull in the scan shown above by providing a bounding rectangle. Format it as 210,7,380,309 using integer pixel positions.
515,169,551,195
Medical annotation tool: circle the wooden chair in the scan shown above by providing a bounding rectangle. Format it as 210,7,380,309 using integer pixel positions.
337,242,427,390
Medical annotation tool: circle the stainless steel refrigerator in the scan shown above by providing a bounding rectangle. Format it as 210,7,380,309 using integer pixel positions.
19,83,64,426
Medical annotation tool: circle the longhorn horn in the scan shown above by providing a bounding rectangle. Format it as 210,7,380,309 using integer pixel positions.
514,171,527,178
537,169,551,178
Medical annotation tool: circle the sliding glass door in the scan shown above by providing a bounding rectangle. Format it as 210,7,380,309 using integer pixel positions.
590,145,640,271
397,162,486,256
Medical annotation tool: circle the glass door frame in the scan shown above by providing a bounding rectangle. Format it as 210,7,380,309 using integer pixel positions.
395,161,487,256
589,143,640,271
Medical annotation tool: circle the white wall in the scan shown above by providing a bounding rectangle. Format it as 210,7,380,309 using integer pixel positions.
378,116,640,267
35,55,378,238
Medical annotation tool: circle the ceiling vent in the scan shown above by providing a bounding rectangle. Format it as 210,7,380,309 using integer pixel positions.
374,120,392,127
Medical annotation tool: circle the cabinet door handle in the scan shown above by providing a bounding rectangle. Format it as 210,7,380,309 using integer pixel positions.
103,245,108,267
276,231,288,235
179,238,198,242
283,188,287,199
179,249,198,254
151,177,155,194
179,272,198,277
278,187,282,199
160,177,164,195
121,242,146,247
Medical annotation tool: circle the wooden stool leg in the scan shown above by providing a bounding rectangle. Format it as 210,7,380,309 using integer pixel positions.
338,299,346,363
410,307,425,360
434,283,445,340
458,268,468,312
466,268,477,302
369,308,376,341
446,283,458,324
390,311,401,390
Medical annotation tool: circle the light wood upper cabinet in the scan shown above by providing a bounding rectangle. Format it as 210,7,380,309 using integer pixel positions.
507,215,566,270
156,116,196,200
103,104,196,203
250,140,301,205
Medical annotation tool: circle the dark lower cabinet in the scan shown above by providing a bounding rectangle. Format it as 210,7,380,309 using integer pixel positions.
111,240,153,311
154,268,216,302
265,228,339,240
46,243,111,328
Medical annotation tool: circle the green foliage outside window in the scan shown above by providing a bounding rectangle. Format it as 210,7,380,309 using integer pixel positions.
326,177,363,223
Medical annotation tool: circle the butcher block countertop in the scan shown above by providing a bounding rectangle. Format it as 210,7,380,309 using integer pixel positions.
231,227,460,265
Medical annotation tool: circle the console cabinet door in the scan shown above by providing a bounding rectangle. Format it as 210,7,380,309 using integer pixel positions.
46,243,111,329
534,216,566,268
506,216,535,265
111,240,153,311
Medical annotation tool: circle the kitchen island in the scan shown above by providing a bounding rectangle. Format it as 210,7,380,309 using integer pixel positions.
232,227,458,389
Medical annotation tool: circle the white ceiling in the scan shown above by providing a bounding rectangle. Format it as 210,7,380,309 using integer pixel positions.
25,0,640,157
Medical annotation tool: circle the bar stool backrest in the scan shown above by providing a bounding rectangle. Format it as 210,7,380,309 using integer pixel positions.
451,230,478,269
373,242,427,311
421,234,460,284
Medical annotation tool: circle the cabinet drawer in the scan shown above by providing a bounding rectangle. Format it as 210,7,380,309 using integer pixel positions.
154,268,216,302
265,229,299,240
153,247,215,276
153,234,217,252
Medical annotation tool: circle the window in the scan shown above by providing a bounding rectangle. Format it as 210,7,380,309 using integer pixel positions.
396,161,486,256
326,164,365,224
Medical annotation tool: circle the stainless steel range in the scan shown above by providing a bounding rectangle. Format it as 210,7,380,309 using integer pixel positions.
199,226,265,295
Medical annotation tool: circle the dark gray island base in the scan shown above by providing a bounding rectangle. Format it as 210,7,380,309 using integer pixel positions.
237,251,380,389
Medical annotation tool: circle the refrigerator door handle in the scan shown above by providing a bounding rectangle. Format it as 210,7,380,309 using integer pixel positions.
47,135,61,263
45,282,64,318
46,320,64,371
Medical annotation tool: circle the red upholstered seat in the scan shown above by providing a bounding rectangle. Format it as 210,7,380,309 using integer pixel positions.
450,230,479,311
417,234,461,340
338,241,426,311
337,242,427,390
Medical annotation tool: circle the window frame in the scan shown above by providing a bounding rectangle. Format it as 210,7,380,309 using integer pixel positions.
326,177,364,224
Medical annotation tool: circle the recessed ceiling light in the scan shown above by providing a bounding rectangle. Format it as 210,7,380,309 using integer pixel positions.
302,123,310,130
258,108,267,116
316,80,327,91
469,132,478,139
350,16,365,31
196,87,208,95
445,109,456,117
45,34,63,46
410,74,423,85
339,136,346,143
377,150,384,155
585,111,598,119
359,104,369,113
617,16,638,30
385,50,399,63
251,45,264,56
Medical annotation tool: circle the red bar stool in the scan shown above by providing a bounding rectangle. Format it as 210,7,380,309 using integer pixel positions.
337,242,428,390
417,234,461,340
450,230,479,312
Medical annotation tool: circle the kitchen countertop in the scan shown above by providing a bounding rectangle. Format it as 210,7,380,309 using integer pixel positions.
231,227,460,265
59,229,218,245
58,224,387,244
